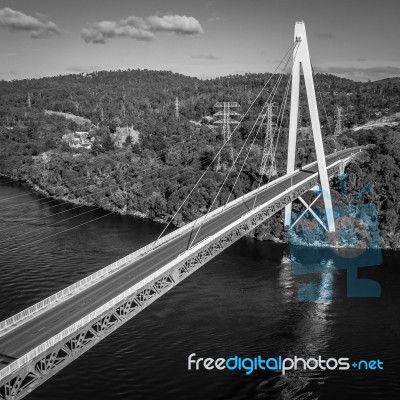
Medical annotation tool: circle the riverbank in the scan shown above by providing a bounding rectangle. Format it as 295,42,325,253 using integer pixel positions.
0,174,391,251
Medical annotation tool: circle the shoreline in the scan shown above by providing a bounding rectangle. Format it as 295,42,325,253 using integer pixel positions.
0,174,391,251
0,174,168,223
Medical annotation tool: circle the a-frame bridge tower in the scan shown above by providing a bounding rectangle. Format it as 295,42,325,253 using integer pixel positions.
284,21,335,233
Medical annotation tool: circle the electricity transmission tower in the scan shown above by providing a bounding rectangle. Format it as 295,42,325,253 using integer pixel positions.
213,102,241,170
260,103,277,177
175,97,180,120
39,153,50,183
334,105,343,136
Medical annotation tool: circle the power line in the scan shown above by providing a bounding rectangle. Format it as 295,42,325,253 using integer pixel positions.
2,130,264,239
1,43,298,253
251,44,299,209
187,43,298,247
0,49,296,212
1,145,252,253
0,206,104,248
0,195,60,212
0,176,24,186
224,71,292,208
154,41,298,246
1,144,256,247
5,211,113,253
0,119,235,208
312,66,334,137
312,65,341,151
0,158,214,241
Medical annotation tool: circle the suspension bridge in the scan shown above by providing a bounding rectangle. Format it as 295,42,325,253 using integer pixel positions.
0,21,369,399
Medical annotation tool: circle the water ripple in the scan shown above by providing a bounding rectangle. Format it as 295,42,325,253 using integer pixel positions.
0,182,399,399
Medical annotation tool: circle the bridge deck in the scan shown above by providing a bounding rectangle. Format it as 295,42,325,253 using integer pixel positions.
0,148,359,360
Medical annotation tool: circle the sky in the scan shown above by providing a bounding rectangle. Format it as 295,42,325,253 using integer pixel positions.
0,0,399,82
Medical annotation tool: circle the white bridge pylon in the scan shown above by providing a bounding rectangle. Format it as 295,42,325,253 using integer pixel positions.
284,21,335,233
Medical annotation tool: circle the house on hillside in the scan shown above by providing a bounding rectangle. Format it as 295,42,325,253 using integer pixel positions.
62,131,92,149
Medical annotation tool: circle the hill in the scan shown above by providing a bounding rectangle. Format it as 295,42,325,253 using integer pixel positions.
1,69,400,249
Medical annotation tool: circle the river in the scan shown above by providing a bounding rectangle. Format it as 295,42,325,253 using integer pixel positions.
0,179,398,400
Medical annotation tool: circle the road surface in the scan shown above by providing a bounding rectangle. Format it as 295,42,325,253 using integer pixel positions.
0,147,361,360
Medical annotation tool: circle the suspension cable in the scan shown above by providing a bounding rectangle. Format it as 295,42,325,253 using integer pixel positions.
188,75,286,247
1,43,298,253
4,212,113,253
0,206,105,248
153,41,298,247
187,43,299,248
224,43,298,209
0,110,245,206
223,73,290,207
311,64,334,137
225,72,290,211
1,143,253,252
0,47,299,210
0,131,220,207
0,148,234,238
251,43,300,209
0,163,206,244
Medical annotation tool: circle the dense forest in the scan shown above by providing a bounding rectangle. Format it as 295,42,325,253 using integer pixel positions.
0,69,400,248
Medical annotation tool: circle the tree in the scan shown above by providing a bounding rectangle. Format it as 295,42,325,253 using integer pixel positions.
102,133,115,152
109,117,122,133
124,135,132,147
60,141,72,152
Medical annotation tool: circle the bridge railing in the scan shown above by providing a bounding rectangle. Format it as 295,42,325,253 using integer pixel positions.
0,148,361,337
0,155,360,383
0,150,312,336
0,213,226,381
0,158,323,381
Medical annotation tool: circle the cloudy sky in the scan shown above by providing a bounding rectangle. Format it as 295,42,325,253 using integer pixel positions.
0,0,399,81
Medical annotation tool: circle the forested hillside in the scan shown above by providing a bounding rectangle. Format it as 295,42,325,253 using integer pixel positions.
0,69,400,248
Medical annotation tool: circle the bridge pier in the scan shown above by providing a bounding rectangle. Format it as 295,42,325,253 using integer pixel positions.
339,160,345,175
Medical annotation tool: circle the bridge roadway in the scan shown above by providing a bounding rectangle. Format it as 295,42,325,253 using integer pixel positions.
0,147,360,360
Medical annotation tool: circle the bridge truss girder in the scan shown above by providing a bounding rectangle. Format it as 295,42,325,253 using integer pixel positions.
0,159,348,400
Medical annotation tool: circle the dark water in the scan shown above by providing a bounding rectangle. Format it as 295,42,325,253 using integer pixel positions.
0,179,399,400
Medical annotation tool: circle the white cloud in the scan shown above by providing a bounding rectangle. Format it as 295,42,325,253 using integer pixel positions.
147,15,203,35
82,14,203,44
82,18,154,44
0,7,61,38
